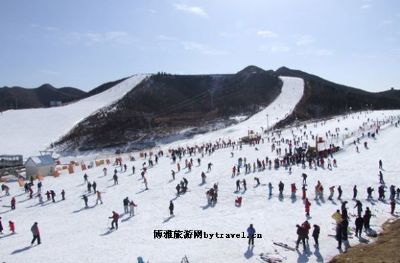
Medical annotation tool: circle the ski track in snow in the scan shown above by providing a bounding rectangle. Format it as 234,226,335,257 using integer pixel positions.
0,75,400,262
0,74,148,157
165,76,304,148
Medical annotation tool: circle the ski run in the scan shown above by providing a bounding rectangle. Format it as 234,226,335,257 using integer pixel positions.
0,76,400,263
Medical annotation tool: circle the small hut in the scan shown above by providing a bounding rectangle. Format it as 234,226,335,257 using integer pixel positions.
25,155,55,179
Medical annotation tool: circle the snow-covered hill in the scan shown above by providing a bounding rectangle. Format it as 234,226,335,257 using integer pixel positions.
1,107,399,263
0,75,148,157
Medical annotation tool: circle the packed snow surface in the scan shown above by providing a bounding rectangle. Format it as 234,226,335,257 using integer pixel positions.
0,74,148,158
1,108,400,263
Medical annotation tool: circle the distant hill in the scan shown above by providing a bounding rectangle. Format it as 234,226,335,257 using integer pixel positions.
275,66,400,127
0,84,86,111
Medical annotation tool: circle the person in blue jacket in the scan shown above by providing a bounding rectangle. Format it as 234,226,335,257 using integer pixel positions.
247,224,256,246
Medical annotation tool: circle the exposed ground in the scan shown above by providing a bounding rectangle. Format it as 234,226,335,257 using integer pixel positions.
330,218,400,263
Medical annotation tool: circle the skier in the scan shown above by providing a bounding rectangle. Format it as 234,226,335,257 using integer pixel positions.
363,207,372,229
341,218,350,252
302,220,311,244
247,224,256,246
341,201,349,220
367,186,374,199
305,198,311,216
201,172,206,184
236,180,241,192
337,185,343,200
0,217,3,234
92,181,97,192
295,224,307,250
207,162,213,172
109,211,120,230
354,200,363,217
328,186,335,200
9,220,15,234
390,199,396,215
335,221,343,250
123,197,129,214
38,193,44,204
379,171,384,184
171,170,175,180
242,179,247,191
268,182,273,196
61,190,65,200
291,183,297,199
82,194,89,208
31,222,41,245
96,191,103,204
83,173,88,183
355,216,364,237
278,181,284,197
11,197,16,210
379,159,383,170
113,173,118,185
129,200,137,216
302,185,307,200
87,181,92,193
1,184,10,196
353,185,358,200
132,166,135,174
103,167,107,177
143,176,148,190
302,173,307,185
50,190,56,202
254,177,260,187
169,201,174,216
312,224,320,247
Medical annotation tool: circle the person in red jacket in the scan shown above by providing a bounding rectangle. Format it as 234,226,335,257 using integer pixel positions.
109,211,119,230
291,183,297,199
301,220,311,244
11,197,16,210
9,221,15,234
305,198,311,216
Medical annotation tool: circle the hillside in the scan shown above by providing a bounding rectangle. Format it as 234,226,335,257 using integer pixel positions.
56,66,283,152
0,84,86,111
0,75,148,157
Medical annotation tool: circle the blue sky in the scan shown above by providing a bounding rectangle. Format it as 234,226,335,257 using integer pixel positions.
0,0,399,91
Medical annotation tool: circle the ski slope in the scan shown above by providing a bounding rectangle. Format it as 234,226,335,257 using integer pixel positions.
166,76,304,148
1,109,399,263
0,75,148,158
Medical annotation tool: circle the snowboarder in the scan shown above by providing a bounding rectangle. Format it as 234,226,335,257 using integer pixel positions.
247,224,256,246
312,224,320,247
169,201,174,216
109,211,119,230
31,222,41,245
